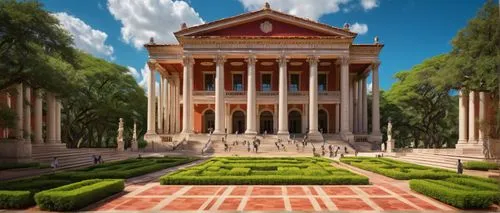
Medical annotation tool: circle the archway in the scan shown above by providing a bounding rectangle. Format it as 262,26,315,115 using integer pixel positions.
260,111,274,134
232,110,245,134
288,110,302,134
202,109,215,133
318,109,328,133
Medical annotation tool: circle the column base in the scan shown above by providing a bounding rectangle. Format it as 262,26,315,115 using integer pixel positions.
457,139,468,144
277,131,290,140
245,130,258,135
307,131,324,142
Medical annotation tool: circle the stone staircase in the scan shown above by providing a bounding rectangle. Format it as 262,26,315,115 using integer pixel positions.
31,144,132,170
390,152,486,170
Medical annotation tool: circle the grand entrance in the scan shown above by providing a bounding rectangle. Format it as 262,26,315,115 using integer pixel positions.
288,110,302,134
259,111,274,134
202,109,215,133
318,109,328,133
232,110,245,134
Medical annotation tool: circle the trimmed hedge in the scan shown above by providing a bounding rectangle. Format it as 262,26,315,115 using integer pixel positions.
0,191,33,209
410,178,500,209
34,179,124,211
463,161,499,171
0,162,49,171
160,157,369,185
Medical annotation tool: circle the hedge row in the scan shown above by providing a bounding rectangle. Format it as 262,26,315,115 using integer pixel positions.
409,178,500,209
160,157,369,185
34,179,124,211
0,156,196,209
0,162,49,171
463,161,499,171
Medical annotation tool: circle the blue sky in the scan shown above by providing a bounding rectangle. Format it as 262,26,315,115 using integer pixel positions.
41,0,487,90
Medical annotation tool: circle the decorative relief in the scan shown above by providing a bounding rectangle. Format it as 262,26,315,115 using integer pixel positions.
319,62,332,66
200,62,214,66
260,61,274,66
290,62,303,66
260,21,273,33
230,61,244,66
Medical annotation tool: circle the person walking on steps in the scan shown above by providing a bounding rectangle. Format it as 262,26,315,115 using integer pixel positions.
457,159,463,174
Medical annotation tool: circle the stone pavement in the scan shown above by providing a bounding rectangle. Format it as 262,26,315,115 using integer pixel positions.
88,183,453,212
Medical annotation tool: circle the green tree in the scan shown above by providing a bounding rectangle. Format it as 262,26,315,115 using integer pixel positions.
436,0,499,92
62,52,147,148
0,0,76,92
384,55,458,148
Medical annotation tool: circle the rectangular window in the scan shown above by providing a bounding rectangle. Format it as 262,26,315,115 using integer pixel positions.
261,73,272,91
233,73,243,91
204,73,215,91
318,73,327,91
289,74,300,92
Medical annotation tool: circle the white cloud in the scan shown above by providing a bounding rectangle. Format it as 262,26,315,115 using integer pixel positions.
127,66,141,80
238,0,350,21
367,82,373,93
53,12,114,59
107,0,204,49
350,22,368,35
360,0,378,10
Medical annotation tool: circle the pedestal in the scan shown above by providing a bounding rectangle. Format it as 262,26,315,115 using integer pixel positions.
0,139,32,163
386,139,395,153
307,132,324,142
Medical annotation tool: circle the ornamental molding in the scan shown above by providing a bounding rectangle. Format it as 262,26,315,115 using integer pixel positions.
260,21,273,33
182,42,350,50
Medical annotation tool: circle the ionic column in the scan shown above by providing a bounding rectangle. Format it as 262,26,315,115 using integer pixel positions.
458,89,468,144
157,76,164,133
468,91,477,143
181,56,194,134
15,84,24,140
245,55,257,135
277,54,289,135
164,78,170,133
308,55,321,137
46,92,56,143
33,89,43,143
478,91,486,144
371,63,381,136
146,64,156,134
349,76,354,132
357,79,363,133
55,99,61,143
174,75,181,133
212,55,226,135
24,87,31,143
340,56,351,134
335,104,340,133
362,77,368,133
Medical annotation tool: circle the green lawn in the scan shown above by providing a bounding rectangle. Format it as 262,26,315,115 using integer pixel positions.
341,157,500,209
160,157,369,185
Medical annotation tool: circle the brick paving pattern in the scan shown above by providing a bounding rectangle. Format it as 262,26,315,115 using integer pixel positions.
90,183,453,211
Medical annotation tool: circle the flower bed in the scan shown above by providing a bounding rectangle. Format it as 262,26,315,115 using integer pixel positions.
160,157,369,185
34,179,124,211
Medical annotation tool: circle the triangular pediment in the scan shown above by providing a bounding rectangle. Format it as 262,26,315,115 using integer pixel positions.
175,9,356,38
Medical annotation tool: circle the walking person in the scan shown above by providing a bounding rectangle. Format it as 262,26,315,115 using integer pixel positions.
51,157,59,170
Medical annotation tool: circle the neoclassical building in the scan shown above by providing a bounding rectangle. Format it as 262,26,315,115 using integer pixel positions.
144,3,383,146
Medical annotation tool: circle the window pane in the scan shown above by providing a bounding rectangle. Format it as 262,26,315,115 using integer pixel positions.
205,74,215,91
233,74,243,91
262,74,271,91
318,74,327,91
289,74,299,91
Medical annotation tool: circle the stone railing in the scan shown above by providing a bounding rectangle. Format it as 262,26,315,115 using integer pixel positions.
193,91,215,96
225,91,246,97
257,91,279,96
319,91,340,97
288,91,308,96
354,134,369,142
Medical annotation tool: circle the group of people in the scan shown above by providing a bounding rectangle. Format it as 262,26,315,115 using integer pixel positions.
92,154,104,164
274,139,288,152
224,137,261,153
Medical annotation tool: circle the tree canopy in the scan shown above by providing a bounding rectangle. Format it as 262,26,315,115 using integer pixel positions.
0,0,76,92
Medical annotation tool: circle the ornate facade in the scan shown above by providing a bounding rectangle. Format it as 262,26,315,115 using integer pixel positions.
144,4,383,145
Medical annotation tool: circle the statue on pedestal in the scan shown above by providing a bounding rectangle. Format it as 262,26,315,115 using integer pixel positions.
117,118,124,151
386,119,395,153
131,121,138,151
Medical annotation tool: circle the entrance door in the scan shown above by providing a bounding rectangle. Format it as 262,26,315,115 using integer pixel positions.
288,110,302,134
202,109,215,133
232,111,245,134
318,109,328,133
259,111,274,134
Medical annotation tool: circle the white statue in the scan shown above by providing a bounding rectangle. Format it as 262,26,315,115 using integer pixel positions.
131,121,138,151
387,120,393,141
117,118,124,151
386,120,394,153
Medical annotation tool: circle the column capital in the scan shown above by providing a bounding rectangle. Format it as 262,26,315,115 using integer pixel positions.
245,54,258,65
182,55,195,66
307,55,320,66
371,61,381,69
214,54,226,65
339,55,350,65
277,53,289,65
